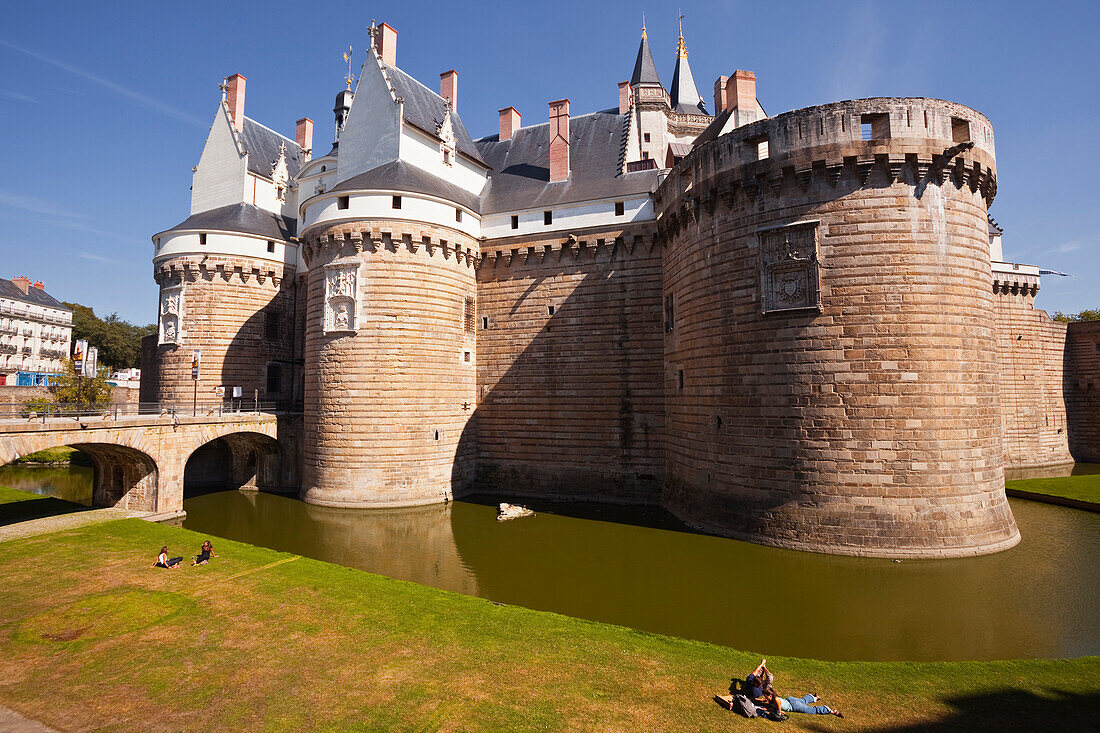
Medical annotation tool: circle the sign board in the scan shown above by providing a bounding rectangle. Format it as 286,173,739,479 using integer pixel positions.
84,346,98,378
232,386,242,398
191,350,201,380
215,386,225,398
73,339,87,374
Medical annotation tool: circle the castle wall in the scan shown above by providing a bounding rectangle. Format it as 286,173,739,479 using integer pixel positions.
992,280,1072,467
657,98,1017,558
1066,321,1100,462
299,220,478,508
152,255,297,405
474,225,666,503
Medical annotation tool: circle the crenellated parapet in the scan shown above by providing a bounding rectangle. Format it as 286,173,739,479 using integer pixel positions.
478,224,660,271
153,254,294,289
657,98,998,240
992,261,1041,296
300,222,481,270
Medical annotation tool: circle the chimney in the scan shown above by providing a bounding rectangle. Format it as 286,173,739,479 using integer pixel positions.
33,281,45,290
226,74,246,131
714,75,728,114
499,107,521,141
11,277,30,294
727,69,756,112
296,117,313,160
549,99,570,182
618,81,633,114
375,22,397,67
440,70,458,110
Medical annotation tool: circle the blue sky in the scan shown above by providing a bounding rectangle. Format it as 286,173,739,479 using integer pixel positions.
1,0,1096,324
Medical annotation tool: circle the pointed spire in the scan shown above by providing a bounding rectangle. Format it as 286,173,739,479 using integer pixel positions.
669,16,707,114
630,20,662,87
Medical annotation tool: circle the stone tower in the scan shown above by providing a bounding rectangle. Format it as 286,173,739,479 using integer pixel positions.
657,98,1018,557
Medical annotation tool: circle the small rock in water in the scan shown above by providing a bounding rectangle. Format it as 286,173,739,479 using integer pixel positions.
497,502,535,521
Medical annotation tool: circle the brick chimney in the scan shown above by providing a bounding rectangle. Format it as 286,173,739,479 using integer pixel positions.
11,277,30,294
440,70,458,110
714,76,728,114
499,107,521,141
32,281,44,290
226,74,246,131
618,81,633,114
375,22,397,67
549,99,570,182
727,70,756,112
296,117,313,160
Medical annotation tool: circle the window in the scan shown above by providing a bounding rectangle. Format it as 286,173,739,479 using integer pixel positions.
665,293,674,332
547,305,555,316
951,117,971,144
463,350,471,363
642,151,650,160
615,201,625,216
456,208,463,222
677,369,684,390
464,297,475,333
266,363,281,394
644,133,651,142
481,316,488,330
861,113,889,140
756,138,769,160
544,211,553,225
392,195,402,209
199,232,207,245
511,215,519,229
860,122,873,141
337,195,349,210
267,240,275,253
265,309,279,341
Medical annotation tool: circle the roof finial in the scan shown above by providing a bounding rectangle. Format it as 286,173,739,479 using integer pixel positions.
677,11,687,58
641,12,647,40
343,45,354,89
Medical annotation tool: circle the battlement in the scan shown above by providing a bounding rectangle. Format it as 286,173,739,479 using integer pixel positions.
477,224,659,271
301,222,481,270
658,98,998,228
153,254,294,289
992,261,1041,296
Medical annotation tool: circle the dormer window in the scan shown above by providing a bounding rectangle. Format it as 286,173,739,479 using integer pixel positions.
439,109,456,167
271,143,290,203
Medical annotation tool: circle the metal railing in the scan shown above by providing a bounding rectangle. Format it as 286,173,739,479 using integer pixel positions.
0,400,282,423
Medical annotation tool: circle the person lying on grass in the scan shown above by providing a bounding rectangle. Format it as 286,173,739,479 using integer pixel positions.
153,546,183,569
744,658,773,697
192,540,217,565
757,684,843,719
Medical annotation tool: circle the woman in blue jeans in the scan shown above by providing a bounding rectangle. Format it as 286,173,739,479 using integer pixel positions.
760,687,844,718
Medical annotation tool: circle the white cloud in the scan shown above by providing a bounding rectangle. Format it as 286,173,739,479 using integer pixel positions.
0,88,38,103
78,251,126,265
0,191,82,218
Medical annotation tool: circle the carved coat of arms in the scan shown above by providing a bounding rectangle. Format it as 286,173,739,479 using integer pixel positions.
324,263,359,334
758,221,821,314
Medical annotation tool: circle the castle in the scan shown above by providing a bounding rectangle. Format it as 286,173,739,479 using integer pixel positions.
142,22,1099,558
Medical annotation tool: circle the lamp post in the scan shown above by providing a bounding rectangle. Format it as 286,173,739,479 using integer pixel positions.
191,350,201,416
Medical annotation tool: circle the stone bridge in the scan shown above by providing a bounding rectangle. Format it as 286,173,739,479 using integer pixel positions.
0,412,301,518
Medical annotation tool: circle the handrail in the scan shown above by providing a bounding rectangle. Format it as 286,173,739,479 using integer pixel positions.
0,400,289,423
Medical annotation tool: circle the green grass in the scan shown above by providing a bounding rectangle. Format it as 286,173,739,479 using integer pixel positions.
0,517,1095,732
1006,472,1100,507
11,446,87,465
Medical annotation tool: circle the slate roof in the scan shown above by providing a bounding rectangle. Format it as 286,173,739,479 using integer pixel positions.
692,108,734,147
382,63,486,167
0,278,70,311
630,34,662,87
475,110,660,214
670,54,707,115
241,118,303,180
331,159,481,212
159,203,297,240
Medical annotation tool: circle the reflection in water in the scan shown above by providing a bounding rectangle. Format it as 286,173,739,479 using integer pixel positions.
1005,462,1100,481
5,463,1098,662
0,465,94,505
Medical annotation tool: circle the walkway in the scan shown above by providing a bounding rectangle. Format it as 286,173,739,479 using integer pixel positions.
0,507,148,543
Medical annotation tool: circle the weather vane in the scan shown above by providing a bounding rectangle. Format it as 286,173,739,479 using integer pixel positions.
343,45,354,89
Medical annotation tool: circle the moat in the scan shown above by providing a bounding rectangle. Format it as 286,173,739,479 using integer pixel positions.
3,463,1098,663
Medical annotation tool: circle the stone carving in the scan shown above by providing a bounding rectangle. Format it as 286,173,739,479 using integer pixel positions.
324,263,358,333
439,110,456,167
159,286,183,344
271,143,289,202
759,221,821,314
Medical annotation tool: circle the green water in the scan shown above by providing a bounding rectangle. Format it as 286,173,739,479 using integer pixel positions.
5,464,1099,662
0,464,94,505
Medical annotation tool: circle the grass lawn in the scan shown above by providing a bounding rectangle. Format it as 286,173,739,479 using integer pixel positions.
0,505,1095,732
1006,471,1100,508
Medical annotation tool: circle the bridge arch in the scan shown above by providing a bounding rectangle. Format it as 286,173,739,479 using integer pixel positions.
183,431,284,494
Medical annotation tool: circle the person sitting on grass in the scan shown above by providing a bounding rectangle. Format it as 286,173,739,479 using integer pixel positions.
153,546,183,569
744,658,773,698
757,685,844,719
192,540,217,565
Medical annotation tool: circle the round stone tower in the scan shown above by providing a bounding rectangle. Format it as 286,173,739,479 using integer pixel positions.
657,98,1016,557
298,180,479,507
151,207,298,406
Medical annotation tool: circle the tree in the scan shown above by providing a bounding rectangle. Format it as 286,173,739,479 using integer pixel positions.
63,302,156,370
48,359,114,405
1052,309,1100,323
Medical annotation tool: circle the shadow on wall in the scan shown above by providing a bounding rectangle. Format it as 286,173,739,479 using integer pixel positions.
452,236,666,507
219,282,300,408
1065,321,1100,463
183,432,287,497
860,689,1099,733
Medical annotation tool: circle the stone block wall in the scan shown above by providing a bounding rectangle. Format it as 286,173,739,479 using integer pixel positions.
152,255,297,405
656,98,1017,557
1066,321,1100,462
992,281,1072,467
299,220,478,508
474,225,666,504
